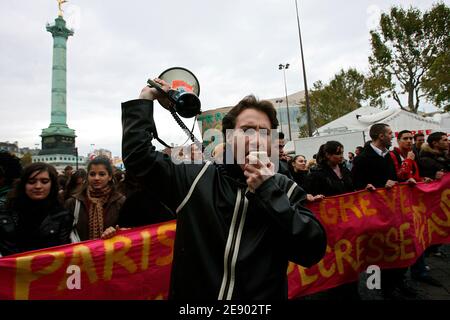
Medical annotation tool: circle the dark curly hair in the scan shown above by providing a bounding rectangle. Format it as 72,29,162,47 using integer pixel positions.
221,95,279,137
316,141,344,167
427,131,447,148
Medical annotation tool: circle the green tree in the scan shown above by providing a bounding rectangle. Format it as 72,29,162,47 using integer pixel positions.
21,153,32,167
297,69,367,138
422,50,450,111
369,3,450,113
363,72,391,108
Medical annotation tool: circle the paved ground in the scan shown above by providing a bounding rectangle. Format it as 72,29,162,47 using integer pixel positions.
416,244,450,299
301,244,450,300
422,244,450,299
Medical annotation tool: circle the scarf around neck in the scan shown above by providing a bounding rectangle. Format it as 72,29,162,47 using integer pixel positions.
87,185,111,239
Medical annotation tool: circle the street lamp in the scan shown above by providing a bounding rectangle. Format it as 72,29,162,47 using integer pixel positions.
34,143,40,158
74,147,79,170
88,144,96,161
275,99,284,135
278,63,292,141
295,0,313,137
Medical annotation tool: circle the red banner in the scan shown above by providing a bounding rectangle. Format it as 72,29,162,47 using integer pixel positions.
0,223,176,300
288,173,450,297
0,174,449,300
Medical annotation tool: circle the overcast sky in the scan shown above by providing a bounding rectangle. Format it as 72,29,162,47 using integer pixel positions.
0,0,444,157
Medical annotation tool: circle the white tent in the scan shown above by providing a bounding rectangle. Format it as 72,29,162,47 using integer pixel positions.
316,105,446,137
288,106,449,159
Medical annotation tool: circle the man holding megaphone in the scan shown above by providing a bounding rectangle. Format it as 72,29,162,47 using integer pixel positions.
121,77,326,300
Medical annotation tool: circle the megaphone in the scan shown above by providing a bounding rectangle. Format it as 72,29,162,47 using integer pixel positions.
147,67,201,118
147,67,203,149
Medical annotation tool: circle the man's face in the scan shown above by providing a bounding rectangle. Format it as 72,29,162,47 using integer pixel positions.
275,138,285,158
231,108,272,167
397,132,413,151
348,152,354,160
415,135,425,148
434,135,449,152
380,126,393,148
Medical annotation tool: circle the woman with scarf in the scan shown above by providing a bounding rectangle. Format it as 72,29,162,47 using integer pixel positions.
65,157,125,241
0,163,72,256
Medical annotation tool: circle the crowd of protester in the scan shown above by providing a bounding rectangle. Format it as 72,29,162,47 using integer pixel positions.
0,152,176,258
0,122,448,300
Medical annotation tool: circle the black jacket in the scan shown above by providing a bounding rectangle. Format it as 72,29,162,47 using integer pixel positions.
122,99,327,300
418,144,450,179
351,144,397,190
412,144,421,160
0,204,72,256
65,191,125,241
278,159,293,179
305,164,354,197
118,188,175,228
290,170,309,190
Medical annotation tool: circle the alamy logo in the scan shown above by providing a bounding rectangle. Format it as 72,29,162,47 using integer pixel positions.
66,265,81,290
366,265,381,290
169,128,281,172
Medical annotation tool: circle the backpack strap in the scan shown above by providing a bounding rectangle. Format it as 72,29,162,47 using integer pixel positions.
73,199,80,226
176,161,212,214
70,199,81,243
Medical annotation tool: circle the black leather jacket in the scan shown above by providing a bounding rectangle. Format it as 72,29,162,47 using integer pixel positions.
419,145,450,179
305,164,354,197
122,99,327,300
0,205,73,256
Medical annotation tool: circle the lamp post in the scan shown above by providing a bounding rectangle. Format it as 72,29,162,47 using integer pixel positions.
275,99,284,135
34,143,40,158
278,63,292,141
295,0,313,137
90,144,95,160
74,147,78,170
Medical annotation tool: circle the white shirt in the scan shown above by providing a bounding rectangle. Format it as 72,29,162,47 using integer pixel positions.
370,143,390,158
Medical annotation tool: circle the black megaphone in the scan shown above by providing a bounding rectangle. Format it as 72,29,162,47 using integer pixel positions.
147,67,201,118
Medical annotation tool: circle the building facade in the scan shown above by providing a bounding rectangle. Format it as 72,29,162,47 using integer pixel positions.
32,153,87,172
92,148,113,159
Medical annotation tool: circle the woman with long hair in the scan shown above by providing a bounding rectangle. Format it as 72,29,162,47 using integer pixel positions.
288,155,309,189
65,157,125,241
64,168,87,201
0,163,72,256
305,141,354,197
304,141,358,300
